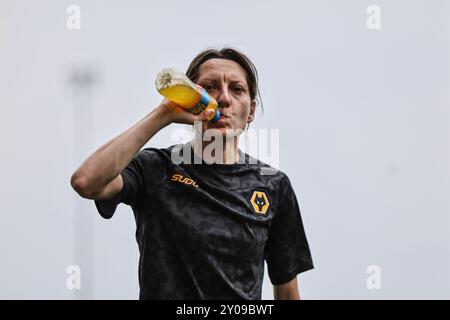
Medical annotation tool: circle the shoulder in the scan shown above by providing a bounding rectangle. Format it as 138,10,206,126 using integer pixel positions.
244,152,290,186
133,145,174,164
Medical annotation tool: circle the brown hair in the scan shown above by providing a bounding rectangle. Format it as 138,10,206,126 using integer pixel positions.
186,47,264,116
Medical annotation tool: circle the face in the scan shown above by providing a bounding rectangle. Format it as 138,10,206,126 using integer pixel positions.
196,58,256,136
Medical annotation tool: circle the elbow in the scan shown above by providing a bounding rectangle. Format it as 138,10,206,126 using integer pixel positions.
71,173,96,199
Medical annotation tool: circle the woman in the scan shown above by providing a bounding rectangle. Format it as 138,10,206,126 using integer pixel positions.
70,47,314,300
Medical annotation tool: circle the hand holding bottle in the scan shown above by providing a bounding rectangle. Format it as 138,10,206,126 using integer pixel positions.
155,68,221,124
156,98,215,125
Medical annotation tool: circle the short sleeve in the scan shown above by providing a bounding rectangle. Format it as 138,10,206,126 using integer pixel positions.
265,174,314,285
94,148,166,219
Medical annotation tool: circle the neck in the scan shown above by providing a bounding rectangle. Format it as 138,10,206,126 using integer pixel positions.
191,135,240,164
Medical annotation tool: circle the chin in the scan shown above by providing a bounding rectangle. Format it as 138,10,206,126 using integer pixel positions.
204,127,229,137
205,127,246,140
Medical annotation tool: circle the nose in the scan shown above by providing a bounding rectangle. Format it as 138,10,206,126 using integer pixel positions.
216,87,231,109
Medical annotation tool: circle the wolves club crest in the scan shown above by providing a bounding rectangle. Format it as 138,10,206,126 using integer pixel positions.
250,191,270,215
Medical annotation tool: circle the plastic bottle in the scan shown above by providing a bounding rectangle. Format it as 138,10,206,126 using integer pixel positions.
155,68,220,122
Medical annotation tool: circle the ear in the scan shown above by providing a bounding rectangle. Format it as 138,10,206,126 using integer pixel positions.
247,99,257,124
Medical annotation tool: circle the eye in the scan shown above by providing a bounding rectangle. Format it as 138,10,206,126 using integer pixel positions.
203,84,217,91
232,86,244,94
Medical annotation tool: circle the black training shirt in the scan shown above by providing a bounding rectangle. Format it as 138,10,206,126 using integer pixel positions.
94,142,314,299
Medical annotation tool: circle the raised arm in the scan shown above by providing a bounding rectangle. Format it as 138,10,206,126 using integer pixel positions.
70,99,213,199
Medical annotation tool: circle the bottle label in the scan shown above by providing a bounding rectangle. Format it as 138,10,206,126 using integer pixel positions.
189,86,210,115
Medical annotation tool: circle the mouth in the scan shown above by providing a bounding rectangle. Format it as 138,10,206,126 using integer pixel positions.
217,115,230,123
208,116,228,128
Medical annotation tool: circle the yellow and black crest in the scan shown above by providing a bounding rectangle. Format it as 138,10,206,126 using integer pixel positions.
250,191,270,215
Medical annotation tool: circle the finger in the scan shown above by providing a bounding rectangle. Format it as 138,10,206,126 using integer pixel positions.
198,109,214,122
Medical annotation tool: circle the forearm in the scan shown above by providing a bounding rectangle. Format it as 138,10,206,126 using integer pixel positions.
274,289,300,300
71,106,170,195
